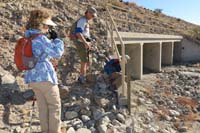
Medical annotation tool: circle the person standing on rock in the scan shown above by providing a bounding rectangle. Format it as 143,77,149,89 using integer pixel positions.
74,7,97,84
24,9,64,133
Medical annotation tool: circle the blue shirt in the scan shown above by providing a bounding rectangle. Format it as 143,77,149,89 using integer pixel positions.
24,29,64,84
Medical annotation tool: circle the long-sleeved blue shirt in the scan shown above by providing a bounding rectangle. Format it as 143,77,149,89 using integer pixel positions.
24,29,64,84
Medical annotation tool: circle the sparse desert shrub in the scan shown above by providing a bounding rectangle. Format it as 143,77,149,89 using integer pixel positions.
191,27,200,40
154,8,162,16
124,2,129,5
176,18,181,22
110,0,125,8
154,8,162,13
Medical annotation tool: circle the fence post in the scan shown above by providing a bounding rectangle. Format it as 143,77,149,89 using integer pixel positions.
127,64,131,114
111,24,114,52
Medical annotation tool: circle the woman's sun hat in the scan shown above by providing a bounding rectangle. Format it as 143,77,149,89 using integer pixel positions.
43,18,57,26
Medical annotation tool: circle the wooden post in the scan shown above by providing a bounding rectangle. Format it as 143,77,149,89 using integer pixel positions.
111,24,114,52
127,66,131,114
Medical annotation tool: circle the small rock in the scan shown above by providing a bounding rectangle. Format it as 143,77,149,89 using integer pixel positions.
94,97,109,107
65,111,78,120
86,120,95,128
125,117,133,127
116,113,125,123
1,74,15,85
196,105,200,112
80,107,91,116
99,116,110,125
178,126,188,132
89,127,97,133
81,115,90,122
106,112,116,121
138,98,146,105
169,110,180,117
93,108,105,120
112,119,121,126
98,124,107,133
112,105,117,111
14,126,21,133
149,124,159,132
66,127,75,133
165,115,172,121
76,128,91,133
72,105,81,113
92,58,97,64
126,127,133,133
146,111,154,118
162,129,171,133
71,96,76,101
72,119,83,130
81,98,91,107
59,85,69,99
21,122,29,128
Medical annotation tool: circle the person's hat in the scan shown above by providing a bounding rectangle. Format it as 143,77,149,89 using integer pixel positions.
87,7,97,17
43,18,57,26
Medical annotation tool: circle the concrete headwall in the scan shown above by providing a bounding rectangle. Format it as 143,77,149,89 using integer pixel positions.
181,39,200,62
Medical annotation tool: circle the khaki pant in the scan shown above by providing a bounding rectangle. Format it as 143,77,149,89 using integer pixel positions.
29,81,61,133
74,40,90,63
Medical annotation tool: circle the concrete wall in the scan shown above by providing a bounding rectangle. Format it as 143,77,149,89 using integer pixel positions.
181,39,200,62
143,43,161,72
162,42,174,65
125,44,143,79
173,42,182,63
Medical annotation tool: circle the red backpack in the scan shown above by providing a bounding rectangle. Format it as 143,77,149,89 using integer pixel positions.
14,34,42,71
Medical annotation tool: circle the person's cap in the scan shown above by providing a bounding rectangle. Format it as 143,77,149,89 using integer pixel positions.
43,18,57,26
87,7,97,17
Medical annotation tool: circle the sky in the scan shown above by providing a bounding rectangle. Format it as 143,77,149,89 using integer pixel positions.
124,0,200,25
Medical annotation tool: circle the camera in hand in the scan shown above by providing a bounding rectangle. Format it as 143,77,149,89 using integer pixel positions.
48,26,58,40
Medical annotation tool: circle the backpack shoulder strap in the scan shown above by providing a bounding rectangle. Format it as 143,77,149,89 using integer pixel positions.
29,34,42,40
74,17,83,28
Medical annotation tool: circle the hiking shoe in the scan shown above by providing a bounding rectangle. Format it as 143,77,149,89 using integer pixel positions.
78,76,86,84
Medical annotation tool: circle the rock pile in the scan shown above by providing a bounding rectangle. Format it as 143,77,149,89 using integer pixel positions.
0,67,133,132
130,66,200,132
58,73,133,133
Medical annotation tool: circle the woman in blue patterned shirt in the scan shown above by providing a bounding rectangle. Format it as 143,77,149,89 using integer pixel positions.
24,9,64,133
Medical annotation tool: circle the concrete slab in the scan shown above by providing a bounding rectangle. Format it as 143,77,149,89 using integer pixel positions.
113,32,183,40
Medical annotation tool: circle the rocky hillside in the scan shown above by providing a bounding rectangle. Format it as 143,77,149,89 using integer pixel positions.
1,0,200,74
0,0,200,133
110,1,200,40
0,0,107,76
